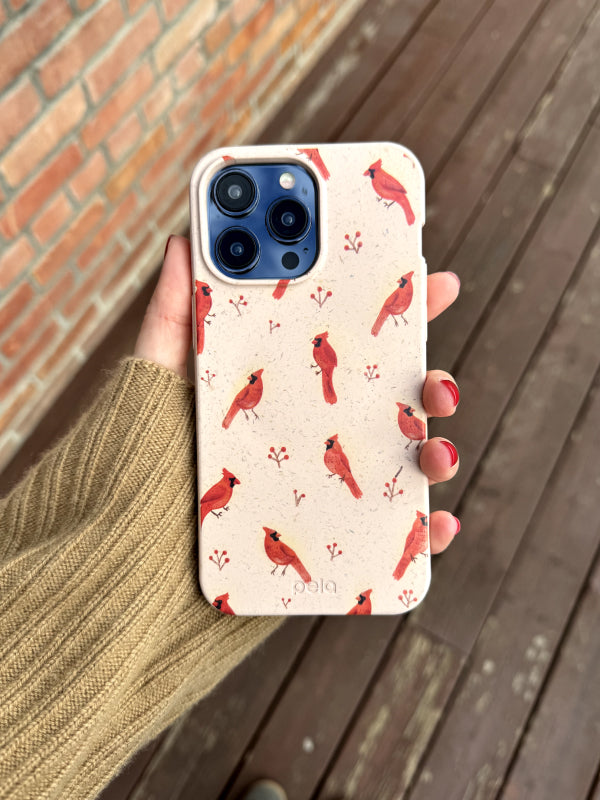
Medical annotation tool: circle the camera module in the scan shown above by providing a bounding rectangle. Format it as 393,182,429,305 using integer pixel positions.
214,170,257,215
267,198,310,243
215,228,259,273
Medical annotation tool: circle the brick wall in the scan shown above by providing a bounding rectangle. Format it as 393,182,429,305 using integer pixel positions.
0,0,367,472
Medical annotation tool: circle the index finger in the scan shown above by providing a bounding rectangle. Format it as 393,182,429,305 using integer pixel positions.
427,272,460,322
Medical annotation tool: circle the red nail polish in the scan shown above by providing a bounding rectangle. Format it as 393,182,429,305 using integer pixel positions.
453,516,461,535
442,379,460,406
164,235,174,260
441,440,458,467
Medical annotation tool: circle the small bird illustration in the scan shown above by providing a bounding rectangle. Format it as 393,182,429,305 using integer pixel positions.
212,593,235,614
324,434,362,498
273,279,289,300
397,403,426,449
393,511,429,580
263,527,311,582
371,271,414,335
363,158,415,225
222,368,264,429
200,468,240,525
347,589,372,615
298,148,330,180
195,280,214,354
312,331,337,404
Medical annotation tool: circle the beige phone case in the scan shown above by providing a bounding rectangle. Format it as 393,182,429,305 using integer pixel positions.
189,142,428,616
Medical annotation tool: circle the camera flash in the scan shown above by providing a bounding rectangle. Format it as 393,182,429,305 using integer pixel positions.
279,171,295,189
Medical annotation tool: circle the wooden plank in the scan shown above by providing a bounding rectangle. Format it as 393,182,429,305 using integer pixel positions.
223,616,401,799
97,739,164,800
125,618,315,800
316,626,464,800
519,7,600,169
258,0,436,145
414,221,600,654
500,553,600,800
398,0,549,177
423,0,596,267
430,125,600,511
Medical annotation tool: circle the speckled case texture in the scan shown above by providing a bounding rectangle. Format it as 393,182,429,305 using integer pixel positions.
189,142,428,616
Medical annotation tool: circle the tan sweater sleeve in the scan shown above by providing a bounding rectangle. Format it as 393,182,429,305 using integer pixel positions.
0,355,283,799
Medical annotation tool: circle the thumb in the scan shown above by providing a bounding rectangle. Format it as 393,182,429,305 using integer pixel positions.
133,235,193,379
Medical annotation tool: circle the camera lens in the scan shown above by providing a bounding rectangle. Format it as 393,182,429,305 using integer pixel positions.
267,198,310,242
215,228,259,273
214,170,256,215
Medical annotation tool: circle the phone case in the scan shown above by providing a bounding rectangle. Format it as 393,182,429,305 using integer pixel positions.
189,142,428,616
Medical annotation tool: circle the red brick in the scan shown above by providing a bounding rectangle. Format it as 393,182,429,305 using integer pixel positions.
249,3,296,68
1,84,87,187
63,242,123,319
107,113,143,162
201,62,247,122
163,0,193,20
82,61,153,150
168,53,225,129
154,0,217,72
143,77,173,123
85,6,161,102
157,183,188,230
33,199,105,285
127,0,149,13
233,54,276,109
204,10,232,55
225,0,275,65
1,271,74,358
0,380,37,437
0,78,41,153
38,0,126,98
232,0,262,26
77,0,100,9
0,282,35,331
281,3,319,53
0,3,6,24
69,151,107,201
105,125,167,202
224,107,252,143
100,233,154,301
36,305,97,381
77,192,137,270
182,112,228,171
0,144,83,239
174,46,206,89
0,0,72,93
31,192,73,244
0,238,35,290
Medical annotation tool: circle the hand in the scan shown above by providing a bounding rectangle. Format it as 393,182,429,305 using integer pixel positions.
134,236,462,553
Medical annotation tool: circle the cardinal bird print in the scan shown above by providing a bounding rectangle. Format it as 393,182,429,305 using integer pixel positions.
397,403,426,449
312,331,337,404
263,527,311,582
372,271,414,335
222,368,264,429
298,148,330,180
364,158,415,225
200,468,240,525
195,280,213,354
324,434,362,498
393,511,429,580
347,589,372,615
212,592,235,614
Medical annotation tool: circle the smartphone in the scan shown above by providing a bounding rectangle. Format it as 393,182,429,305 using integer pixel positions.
189,142,428,616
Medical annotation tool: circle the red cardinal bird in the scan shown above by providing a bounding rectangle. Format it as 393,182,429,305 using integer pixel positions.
298,148,330,180
397,403,426,449
324,434,362,498
347,589,372,615
263,527,311,582
393,511,429,580
312,331,337,404
273,279,289,300
364,158,415,225
222,368,264,429
212,593,235,614
371,271,414,335
200,468,240,525
195,280,213,354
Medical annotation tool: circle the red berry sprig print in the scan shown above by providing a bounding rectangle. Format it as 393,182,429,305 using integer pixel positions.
310,286,332,308
268,446,289,468
364,364,380,382
327,542,343,561
200,369,216,387
281,597,291,610
269,320,280,334
383,467,403,502
399,589,418,608
209,549,230,571
229,295,248,315
344,231,362,253
293,489,306,506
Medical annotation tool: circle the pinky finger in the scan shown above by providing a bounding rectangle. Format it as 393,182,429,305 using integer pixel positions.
430,510,460,555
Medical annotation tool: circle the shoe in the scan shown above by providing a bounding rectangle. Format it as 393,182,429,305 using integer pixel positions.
238,778,288,800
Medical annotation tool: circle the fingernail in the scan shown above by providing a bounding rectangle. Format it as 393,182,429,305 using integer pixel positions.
164,235,174,260
441,440,458,467
441,379,460,406
453,516,461,535
446,271,461,287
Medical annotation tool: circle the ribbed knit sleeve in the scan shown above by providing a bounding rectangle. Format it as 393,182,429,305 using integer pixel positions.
0,355,283,800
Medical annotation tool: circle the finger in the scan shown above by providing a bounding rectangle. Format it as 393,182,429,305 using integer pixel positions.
423,370,460,418
427,271,460,322
134,236,193,379
420,437,459,486
430,510,460,554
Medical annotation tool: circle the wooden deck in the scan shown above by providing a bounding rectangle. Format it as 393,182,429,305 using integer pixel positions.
3,0,599,796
